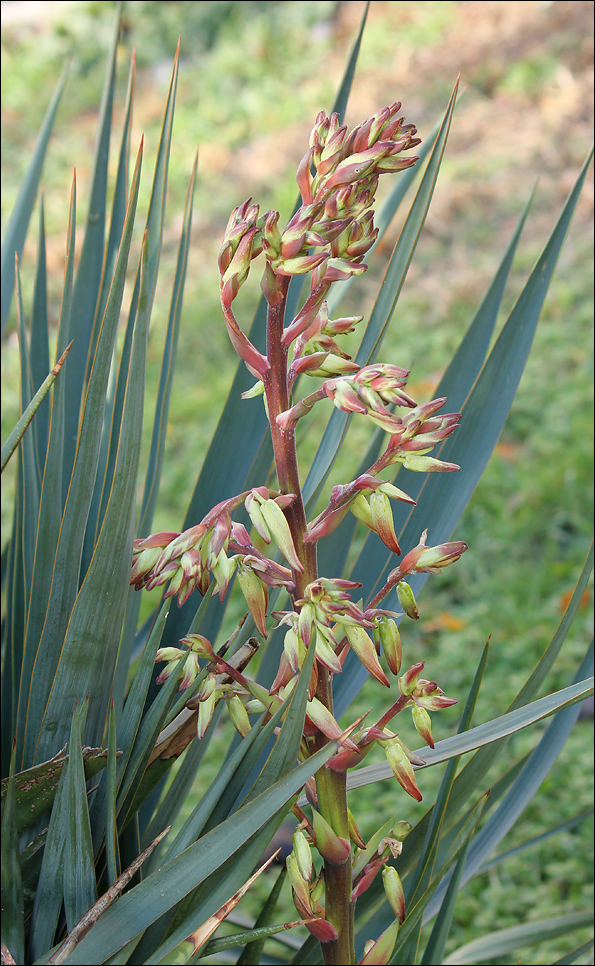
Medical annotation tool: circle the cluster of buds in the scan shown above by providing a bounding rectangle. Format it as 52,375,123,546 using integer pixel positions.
302,104,421,205
286,811,410,962
397,660,458,749
153,634,260,739
277,363,417,434
131,488,298,624
379,398,463,474
286,827,340,943
216,104,420,381
295,106,420,286
286,301,363,385
305,473,415,553
325,657,456,801
272,577,396,694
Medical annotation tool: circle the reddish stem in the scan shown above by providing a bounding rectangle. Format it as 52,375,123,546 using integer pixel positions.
262,279,354,964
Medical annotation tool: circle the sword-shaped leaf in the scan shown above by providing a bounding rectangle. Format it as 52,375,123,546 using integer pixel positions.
22,144,143,768
34,222,150,761
49,742,338,965
442,911,594,966
0,67,67,336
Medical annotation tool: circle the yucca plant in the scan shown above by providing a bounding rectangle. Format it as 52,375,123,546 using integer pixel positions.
1,4,593,965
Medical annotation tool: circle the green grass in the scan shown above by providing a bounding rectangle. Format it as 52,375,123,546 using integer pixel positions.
1,1,593,963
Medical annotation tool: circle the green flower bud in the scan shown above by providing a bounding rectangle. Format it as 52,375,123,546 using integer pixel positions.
292,830,313,881
382,866,405,923
228,695,251,738
396,581,419,620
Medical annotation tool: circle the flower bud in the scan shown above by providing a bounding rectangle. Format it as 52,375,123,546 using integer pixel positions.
369,490,401,555
359,921,400,965
398,661,424,695
396,581,419,620
286,854,313,914
314,626,343,675
178,653,200,691
312,809,351,865
350,492,374,528
382,866,405,923
391,821,413,842
401,454,461,473
344,624,390,687
292,830,313,882
281,626,304,673
384,736,422,802
237,564,269,638
310,871,325,904
347,808,367,850
259,499,304,572
413,540,468,574
305,917,339,944
306,697,358,750
227,695,251,738
411,705,434,749
351,858,387,901
155,651,185,686
179,634,214,659
155,646,184,664
298,601,316,648
374,617,402,675
197,690,217,737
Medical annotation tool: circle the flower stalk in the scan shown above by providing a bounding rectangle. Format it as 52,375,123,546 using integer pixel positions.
134,101,467,965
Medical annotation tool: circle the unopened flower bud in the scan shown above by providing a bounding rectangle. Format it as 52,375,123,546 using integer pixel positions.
391,821,413,842
411,705,434,748
292,830,313,881
382,866,405,923
413,540,468,574
384,736,422,802
259,499,304,572
401,454,461,473
178,653,200,691
359,921,400,965
312,809,351,865
197,691,217,738
228,694,251,738
237,564,269,638
374,617,402,675
347,807,367,850
286,854,313,914
344,624,390,687
310,871,325,904
396,581,419,620
369,490,400,555
398,661,424,695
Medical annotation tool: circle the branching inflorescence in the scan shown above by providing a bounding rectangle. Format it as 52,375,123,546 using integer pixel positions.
132,102,468,965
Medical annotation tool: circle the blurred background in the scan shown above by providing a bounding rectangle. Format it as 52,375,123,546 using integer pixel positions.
1,2,593,962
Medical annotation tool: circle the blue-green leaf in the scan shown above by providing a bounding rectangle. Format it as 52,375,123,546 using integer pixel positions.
1,67,67,336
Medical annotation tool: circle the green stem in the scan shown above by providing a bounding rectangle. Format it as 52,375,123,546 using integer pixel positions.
263,283,355,964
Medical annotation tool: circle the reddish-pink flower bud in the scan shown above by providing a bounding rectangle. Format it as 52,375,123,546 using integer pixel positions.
399,661,424,695
351,858,387,901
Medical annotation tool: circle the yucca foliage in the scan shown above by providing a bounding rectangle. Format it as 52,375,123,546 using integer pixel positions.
1,4,593,965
